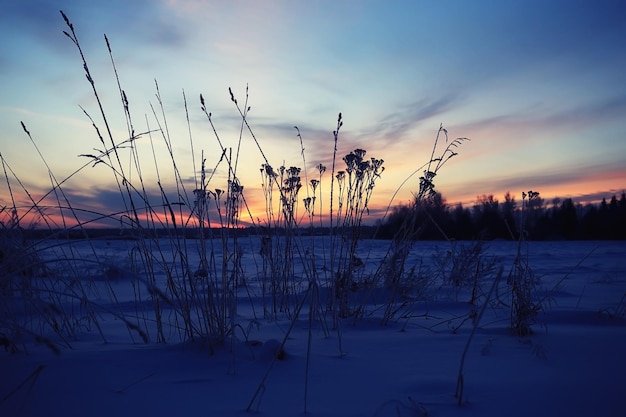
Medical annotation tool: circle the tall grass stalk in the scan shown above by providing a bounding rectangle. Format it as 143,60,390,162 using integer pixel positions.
455,267,503,405
508,190,541,336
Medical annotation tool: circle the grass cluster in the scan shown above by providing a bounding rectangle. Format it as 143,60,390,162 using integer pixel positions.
0,11,577,413
0,9,557,352
0,12,429,351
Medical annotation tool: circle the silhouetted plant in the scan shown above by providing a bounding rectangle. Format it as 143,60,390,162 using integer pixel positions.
380,125,468,293
332,148,385,317
433,240,498,304
508,190,542,336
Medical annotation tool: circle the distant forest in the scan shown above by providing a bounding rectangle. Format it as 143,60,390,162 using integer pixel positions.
16,191,625,242
377,191,626,241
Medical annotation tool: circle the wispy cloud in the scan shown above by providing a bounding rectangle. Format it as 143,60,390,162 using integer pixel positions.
460,93,626,136
368,94,464,143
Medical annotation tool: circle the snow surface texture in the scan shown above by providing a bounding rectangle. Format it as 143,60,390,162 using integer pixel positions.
2,240,625,417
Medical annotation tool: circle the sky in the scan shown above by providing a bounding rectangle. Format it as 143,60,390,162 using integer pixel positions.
1,0,625,228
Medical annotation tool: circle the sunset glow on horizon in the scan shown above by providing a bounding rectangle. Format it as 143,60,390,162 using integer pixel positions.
1,1,625,229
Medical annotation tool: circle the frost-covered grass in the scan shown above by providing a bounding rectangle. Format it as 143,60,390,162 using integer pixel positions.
2,240,625,416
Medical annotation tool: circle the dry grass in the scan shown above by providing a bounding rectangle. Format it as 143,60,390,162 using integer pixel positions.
1,11,472,371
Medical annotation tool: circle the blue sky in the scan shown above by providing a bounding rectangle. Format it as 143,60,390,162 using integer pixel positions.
1,0,625,226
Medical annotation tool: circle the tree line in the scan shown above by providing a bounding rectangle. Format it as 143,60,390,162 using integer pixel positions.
378,191,626,241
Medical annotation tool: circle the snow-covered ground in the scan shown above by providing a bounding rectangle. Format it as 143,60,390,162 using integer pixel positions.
2,239,625,417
